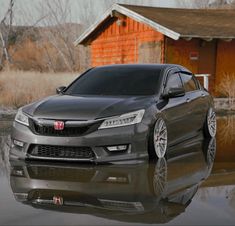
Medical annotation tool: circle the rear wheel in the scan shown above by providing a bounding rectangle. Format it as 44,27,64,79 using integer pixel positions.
204,108,217,138
149,117,168,159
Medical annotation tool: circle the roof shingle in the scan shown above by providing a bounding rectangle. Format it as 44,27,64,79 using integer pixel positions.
122,4,235,39
75,4,235,45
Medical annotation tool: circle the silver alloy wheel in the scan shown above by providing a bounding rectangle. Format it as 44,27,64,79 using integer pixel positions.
153,158,167,197
207,108,217,138
154,118,168,158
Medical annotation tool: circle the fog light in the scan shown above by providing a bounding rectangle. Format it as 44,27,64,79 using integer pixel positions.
11,168,25,177
106,176,128,183
14,193,28,202
107,145,128,152
13,140,24,147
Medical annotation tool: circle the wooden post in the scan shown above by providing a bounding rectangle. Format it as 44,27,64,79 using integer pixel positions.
195,74,210,90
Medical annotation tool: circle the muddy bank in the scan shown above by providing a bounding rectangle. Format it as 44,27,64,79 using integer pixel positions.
0,116,13,136
0,135,11,178
0,107,16,120
214,98,235,115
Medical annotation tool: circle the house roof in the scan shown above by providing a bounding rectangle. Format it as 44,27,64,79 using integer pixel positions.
75,4,235,46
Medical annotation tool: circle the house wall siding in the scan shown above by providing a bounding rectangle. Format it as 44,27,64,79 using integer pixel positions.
166,38,235,94
165,38,219,93
216,40,235,86
89,16,235,96
165,38,199,73
91,17,164,66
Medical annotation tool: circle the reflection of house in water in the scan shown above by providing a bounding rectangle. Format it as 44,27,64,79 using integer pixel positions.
10,137,214,224
196,153,235,218
201,118,235,188
216,116,235,162
202,162,235,188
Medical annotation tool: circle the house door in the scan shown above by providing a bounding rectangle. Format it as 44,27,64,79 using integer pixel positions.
198,40,217,92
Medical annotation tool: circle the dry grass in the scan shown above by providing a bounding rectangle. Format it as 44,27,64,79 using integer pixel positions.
0,70,78,108
216,72,235,109
217,116,235,146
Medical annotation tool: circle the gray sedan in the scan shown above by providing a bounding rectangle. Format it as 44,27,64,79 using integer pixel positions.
11,64,216,163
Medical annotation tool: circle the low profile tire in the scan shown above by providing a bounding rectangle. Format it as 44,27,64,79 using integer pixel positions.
149,117,168,159
204,108,217,138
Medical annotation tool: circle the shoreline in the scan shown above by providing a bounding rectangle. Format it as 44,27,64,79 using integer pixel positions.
0,108,17,120
216,109,235,116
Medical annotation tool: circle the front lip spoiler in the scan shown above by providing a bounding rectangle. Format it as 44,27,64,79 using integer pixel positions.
26,154,96,163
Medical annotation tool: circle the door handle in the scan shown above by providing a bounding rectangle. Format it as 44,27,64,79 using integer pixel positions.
186,98,191,103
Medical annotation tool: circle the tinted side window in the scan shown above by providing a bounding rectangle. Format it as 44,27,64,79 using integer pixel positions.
165,73,183,92
180,73,198,92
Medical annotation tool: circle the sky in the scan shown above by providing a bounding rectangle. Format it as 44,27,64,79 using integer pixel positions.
0,0,229,28
0,0,178,27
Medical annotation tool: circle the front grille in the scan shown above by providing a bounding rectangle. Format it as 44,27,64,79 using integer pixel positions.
29,145,95,159
29,119,101,137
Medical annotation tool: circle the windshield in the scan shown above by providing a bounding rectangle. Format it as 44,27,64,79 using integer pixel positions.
65,67,161,96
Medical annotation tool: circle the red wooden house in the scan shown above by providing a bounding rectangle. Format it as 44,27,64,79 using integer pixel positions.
75,4,235,94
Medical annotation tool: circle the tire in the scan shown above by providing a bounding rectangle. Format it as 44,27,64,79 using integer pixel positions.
148,117,168,159
204,108,217,138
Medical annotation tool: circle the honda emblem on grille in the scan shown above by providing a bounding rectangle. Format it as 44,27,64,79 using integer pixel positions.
54,121,65,130
53,196,64,206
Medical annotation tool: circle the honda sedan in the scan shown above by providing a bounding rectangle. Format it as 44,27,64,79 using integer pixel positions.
11,64,216,163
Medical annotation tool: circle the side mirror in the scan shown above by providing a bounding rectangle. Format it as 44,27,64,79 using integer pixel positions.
162,87,185,99
56,86,66,94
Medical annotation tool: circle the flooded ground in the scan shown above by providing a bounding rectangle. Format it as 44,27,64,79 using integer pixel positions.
0,116,235,225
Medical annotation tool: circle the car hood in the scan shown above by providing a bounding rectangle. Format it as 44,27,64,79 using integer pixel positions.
23,95,154,120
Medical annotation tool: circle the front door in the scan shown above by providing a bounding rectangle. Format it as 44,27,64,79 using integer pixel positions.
162,70,189,144
198,40,217,92
179,72,207,136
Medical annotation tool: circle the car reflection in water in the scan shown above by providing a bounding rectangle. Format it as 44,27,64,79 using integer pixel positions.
10,135,216,224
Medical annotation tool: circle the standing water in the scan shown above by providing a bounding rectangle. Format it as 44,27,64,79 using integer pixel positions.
0,115,235,226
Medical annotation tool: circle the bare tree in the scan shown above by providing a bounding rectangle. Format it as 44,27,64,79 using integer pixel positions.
0,0,14,69
35,0,88,72
0,0,89,72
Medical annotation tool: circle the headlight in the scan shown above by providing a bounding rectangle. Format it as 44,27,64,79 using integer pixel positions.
99,109,145,130
15,108,29,126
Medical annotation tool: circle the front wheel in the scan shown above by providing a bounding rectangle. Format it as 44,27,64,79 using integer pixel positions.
149,117,168,159
204,108,217,138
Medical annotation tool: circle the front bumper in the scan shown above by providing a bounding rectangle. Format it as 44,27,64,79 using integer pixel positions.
10,121,149,163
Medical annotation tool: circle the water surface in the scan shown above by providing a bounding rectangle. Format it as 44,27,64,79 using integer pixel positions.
0,116,235,226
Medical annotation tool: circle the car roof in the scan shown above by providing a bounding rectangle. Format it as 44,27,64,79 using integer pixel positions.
94,64,177,70
93,64,191,74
